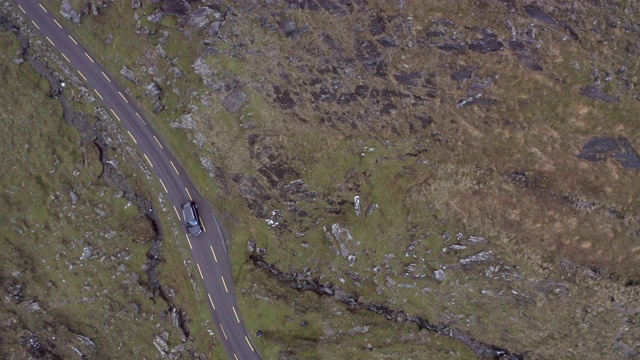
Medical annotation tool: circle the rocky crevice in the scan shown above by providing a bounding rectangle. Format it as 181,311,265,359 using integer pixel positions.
249,253,523,359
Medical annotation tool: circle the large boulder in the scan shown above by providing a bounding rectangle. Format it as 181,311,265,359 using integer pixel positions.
60,0,82,24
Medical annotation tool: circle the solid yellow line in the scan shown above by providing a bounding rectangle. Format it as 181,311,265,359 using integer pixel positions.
53,19,62,28
245,336,255,352
31,20,39,30
77,70,87,81
118,92,128,103
93,89,104,100
84,53,94,63
220,324,228,340
46,37,54,46
159,178,168,193
143,154,153,168
208,293,216,310
126,130,137,144
221,276,228,292
186,235,192,249
61,53,71,63
169,161,179,175
39,3,47,12
232,307,240,323
68,35,78,45
18,4,25,13
196,263,204,279
210,246,218,262
110,109,121,122
153,136,163,149
174,206,181,221
101,71,111,82
185,188,192,201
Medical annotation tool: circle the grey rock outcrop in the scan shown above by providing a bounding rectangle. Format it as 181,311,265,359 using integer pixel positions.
120,66,138,85
60,0,82,24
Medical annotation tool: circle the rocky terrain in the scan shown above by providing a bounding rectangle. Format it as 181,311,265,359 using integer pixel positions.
4,0,640,359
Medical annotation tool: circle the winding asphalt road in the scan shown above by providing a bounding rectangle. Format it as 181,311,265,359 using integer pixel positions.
13,1,261,359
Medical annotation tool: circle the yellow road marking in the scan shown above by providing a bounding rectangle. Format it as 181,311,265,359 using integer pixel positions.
93,89,104,100
220,324,228,340
53,19,62,28
39,4,47,12
210,246,218,262
110,109,121,122
199,217,206,232
77,70,87,81
245,336,255,352
232,306,240,323
61,53,71,63
170,161,179,175
185,234,192,249
46,37,54,46
153,136,163,149
118,91,128,103
31,20,39,30
84,53,94,63
208,293,216,310
159,178,168,193
18,4,25,13
126,130,137,144
68,35,78,45
101,71,111,82
221,276,228,292
196,263,204,279
143,154,153,168
185,188,192,201
174,206,181,220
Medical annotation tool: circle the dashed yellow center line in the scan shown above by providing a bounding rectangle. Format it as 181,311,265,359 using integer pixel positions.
93,89,104,100
219,324,228,340
61,53,71,63
18,4,25,13
185,188,192,201
210,246,218,262
110,109,121,122
77,70,87,81
53,19,62,28
185,234,192,249
207,293,216,310
232,306,240,323
68,35,78,45
245,336,255,352
221,276,229,293
199,217,206,232
31,20,39,30
169,161,179,175
39,3,47,12
126,130,137,144
159,178,168,193
46,37,54,46
173,206,181,220
153,136,163,149
196,263,204,279
118,91,128,103
143,154,153,168
101,71,111,82
84,52,94,63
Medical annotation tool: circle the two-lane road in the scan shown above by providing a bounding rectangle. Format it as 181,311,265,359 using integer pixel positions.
13,1,260,359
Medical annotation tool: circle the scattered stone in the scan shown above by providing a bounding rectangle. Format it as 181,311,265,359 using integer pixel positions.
80,246,93,260
354,195,361,216
222,89,248,114
60,0,82,24
393,72,423,87
131,0,141,9
469,32,504,53
170,114,196,130
156,44,167,58
171,343,185,353
450,69,471,81
247,237,257,253
578,136,640,169
459,251,494,265
153,335,169,354
579,85,619,103
188,7,214,28
120,66,139,85
209,22,222,36
70,190,78,204
147,8,165,23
